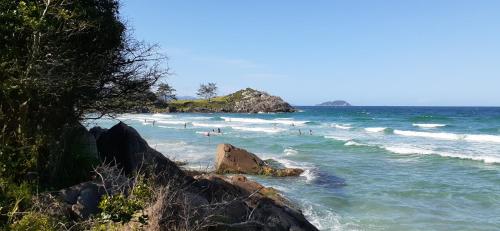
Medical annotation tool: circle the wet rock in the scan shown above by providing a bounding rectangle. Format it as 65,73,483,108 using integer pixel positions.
215,144,304,176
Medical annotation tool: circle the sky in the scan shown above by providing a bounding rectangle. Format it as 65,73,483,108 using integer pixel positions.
120,0,500,106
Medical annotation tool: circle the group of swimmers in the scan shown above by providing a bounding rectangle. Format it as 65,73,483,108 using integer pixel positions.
147,119,310,136
298,129,313,135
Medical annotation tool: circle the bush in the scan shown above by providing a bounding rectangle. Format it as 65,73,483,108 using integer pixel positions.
98,175,152,224
10,212,57,231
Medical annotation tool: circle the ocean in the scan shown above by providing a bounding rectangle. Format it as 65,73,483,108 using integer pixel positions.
86,106,500,231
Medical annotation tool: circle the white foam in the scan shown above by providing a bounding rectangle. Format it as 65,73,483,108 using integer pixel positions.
464,134,500,143
344,141,365,146
333,124,352,130
301,203,342,231
394,130,461,140
191,122,228,128
384,146,435,155
151,113,173,118
232,126,285,133
195,131,222,136
365,127,386,133
324,136,352,142
384,145,500,163
221,117,308,125
394,129,500,144
300,169,317,182
156,120,187,125
284,148,298,156
413,123,446,128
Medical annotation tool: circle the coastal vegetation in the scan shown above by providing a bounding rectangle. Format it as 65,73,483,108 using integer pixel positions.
0,0,314,230
165,88,295,113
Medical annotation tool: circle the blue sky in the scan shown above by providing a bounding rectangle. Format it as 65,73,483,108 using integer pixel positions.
121,0,500,106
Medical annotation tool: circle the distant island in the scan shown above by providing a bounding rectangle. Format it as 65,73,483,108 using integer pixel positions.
316,100,352,106
159,88,296,113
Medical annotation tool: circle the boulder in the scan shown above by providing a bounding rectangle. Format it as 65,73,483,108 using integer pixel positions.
215,144,304,176
93,122,187,184
76,123,317,230
215,144,266,174
194,174,317,231
59,181,106,219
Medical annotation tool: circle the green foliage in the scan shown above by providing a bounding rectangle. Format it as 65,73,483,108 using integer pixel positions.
0,0,165,186
196,82,218,101
9,212,57,231
0,180,34,226
167,88,253,112
156,83,177,103
98,176,151,224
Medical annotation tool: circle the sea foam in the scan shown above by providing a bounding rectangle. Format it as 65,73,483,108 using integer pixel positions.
333,124,352,130
413,123,446,128
365,127,387,133
384,145,500,163
221,117,308,125
232,126,285,133
394,130,500,143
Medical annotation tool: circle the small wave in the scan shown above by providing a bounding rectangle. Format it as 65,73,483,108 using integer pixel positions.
413,123,447,128
284,148,298,156
191,122,228,128
300,169,317,182
384,145,500,163
365,127,387,133
464,134,500,143
195,131,222,136
151,113,174,118
333,124,352,130
344,141,365,146
384,146,435,155
156,120,187,125
232,126,285,133
394,130,460,140
221,117,309,125
301,203,342,230
324,135,352,142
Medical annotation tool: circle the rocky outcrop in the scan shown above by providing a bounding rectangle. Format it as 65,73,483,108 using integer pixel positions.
93,122,187,184
168,88,296,113
215,144,304,177
61,122,318,230
231,88,295,113
59,181,106,219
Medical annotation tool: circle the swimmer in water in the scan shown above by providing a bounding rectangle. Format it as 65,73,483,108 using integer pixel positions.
309,129,313,135
298,129,302,135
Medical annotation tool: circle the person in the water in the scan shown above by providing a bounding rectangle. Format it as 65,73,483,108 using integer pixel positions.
298,129,302,135
217,128,221,133
309,129,313,135
184,123,187,128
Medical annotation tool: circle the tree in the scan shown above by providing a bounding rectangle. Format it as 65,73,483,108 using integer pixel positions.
0,0,167,189
197,83,218,102
156,83,177,103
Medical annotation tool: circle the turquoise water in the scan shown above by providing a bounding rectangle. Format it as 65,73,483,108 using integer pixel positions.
87,107,500,230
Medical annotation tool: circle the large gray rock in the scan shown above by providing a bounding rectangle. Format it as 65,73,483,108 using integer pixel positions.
59,181,106,219
232,88,295,113
93,122,187,184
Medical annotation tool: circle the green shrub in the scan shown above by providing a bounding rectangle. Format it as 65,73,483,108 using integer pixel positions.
98,176,151,224
10,212,57,231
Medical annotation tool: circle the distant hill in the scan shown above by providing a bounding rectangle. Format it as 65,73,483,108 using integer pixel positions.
316,100,351,106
